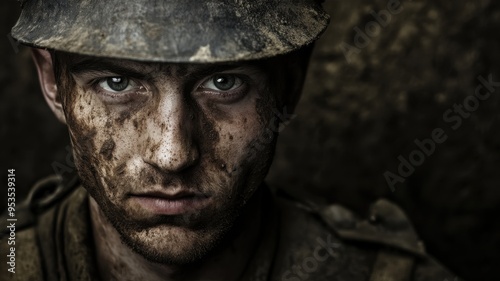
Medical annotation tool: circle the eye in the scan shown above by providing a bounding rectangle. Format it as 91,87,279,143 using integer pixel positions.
201,74,243,91
98,77,137,93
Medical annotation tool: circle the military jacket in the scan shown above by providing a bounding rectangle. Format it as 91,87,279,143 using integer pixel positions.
1,176,460,281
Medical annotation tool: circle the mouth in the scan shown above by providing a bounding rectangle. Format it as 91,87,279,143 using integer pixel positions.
129,190,211,216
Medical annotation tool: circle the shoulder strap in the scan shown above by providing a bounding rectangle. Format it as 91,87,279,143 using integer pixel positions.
274,190,425,281
275,189,426,257
318,199,426,258
319,199,426,281
1,174,80,238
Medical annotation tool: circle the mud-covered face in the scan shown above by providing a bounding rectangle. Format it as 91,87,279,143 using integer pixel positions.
57,54,279,265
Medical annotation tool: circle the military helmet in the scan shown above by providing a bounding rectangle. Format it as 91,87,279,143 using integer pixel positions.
12,0,329,63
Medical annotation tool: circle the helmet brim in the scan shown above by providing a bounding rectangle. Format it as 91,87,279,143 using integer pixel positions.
12,0,330,63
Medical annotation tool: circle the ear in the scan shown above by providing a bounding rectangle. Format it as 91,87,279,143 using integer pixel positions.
31,48,66,124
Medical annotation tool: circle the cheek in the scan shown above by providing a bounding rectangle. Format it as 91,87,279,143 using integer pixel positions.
65,89,101,157
64,89,125,193
218,118,260,160
214,97,275,171
211,101,277,204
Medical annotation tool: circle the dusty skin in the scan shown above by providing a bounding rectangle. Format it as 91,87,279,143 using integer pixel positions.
33,49,306,280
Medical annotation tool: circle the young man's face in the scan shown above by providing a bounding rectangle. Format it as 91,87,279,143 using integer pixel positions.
53,54,285,264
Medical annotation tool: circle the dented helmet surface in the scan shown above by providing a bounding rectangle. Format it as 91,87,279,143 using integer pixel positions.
12,0,330,62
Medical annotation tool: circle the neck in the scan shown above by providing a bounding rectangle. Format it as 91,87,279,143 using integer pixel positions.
89,189,264,281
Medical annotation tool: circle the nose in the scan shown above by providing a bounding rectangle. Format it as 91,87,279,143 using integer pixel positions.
143,93,199,173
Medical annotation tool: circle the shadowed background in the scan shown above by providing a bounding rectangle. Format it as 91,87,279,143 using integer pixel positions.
1,0,499,280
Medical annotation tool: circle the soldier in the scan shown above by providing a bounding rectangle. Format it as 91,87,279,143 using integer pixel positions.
1,0,460,280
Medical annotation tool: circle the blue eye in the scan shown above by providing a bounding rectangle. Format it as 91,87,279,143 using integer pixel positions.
99,77,137,92
202,74,243,91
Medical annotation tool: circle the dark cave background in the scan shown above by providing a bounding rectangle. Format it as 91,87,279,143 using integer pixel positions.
1,1,499,280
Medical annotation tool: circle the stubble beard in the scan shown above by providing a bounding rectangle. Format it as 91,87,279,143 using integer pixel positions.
79,145,275,266
108,196,242,266
80,163,259,266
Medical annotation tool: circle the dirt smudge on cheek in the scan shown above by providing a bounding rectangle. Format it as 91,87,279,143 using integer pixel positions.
114,163,126,176
190,101,228,174
199,116,223,169
60,80,105,197
115,98,148,126
67,113,102,197
68,124,99,190
254,94,275,127
99,138,116,161
117,110,132,125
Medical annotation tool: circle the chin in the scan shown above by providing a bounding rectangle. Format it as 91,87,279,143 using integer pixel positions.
118,222,230,265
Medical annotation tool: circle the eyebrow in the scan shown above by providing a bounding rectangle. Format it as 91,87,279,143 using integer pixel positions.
186,64,259,80
68,58,262,80
68,59,150,79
